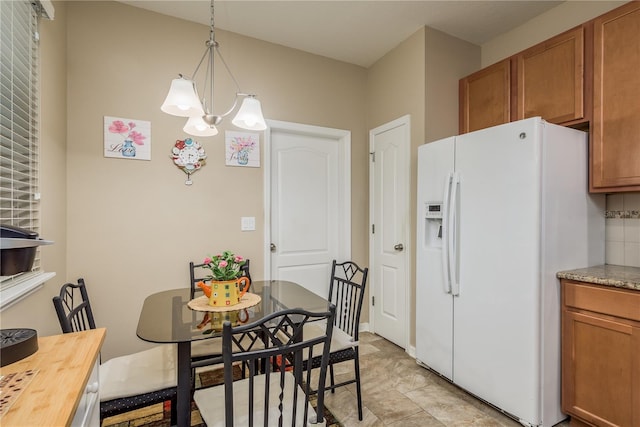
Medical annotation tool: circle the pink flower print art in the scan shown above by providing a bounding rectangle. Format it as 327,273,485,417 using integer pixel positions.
225,131,260,167
104,116,151,160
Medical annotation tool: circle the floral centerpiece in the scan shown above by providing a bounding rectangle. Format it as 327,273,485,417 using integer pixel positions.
202,250,246,280
197,251,250,308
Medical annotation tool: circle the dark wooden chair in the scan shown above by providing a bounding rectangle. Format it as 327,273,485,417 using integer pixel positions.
303,260,369,420
52,278,178,423
193,305,336,427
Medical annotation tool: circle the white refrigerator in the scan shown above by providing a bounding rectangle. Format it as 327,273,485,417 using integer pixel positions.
415,117,604,427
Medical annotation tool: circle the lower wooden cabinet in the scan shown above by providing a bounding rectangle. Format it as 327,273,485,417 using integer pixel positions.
561,280,640,426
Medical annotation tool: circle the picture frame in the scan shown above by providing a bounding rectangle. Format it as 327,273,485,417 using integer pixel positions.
225,131,260,167
104,116,151,160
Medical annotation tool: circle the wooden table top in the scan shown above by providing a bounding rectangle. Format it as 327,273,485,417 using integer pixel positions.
0,328,105,426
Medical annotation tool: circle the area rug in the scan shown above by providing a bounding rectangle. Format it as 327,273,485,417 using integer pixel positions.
102,364,342,426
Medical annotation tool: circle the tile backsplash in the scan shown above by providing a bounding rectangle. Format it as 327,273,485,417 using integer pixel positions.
605,193,640,267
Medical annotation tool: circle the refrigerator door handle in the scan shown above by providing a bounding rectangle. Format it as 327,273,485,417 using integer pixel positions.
441,172,452,294
449,172,460,296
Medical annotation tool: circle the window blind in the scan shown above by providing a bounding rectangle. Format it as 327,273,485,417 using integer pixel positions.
0,0,41,284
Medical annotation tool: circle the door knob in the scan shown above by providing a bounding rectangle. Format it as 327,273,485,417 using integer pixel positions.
394,243,404,251
270,243,276,252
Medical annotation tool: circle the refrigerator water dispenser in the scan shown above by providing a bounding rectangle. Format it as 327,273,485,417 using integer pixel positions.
424,202,443,248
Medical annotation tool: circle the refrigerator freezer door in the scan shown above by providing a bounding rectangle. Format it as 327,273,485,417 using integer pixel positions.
452,119,542,425
415,137,455,380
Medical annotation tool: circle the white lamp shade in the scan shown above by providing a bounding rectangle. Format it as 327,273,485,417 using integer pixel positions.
161,78,205,117
183,116,219,137
232,97,267,131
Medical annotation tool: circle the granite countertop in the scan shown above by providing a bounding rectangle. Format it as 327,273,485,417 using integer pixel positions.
557,265,640,291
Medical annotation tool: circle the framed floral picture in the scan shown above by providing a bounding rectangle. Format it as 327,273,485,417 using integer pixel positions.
225,131,260,167
104,116,151,160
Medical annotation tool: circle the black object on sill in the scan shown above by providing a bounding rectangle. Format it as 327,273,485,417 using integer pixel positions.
0,225,53,276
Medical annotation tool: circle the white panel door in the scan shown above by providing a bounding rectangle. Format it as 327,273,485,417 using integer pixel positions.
453,119,541,424
370,116,410,348
269,123,350,298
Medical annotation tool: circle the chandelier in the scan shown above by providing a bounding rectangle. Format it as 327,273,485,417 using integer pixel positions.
160,0,266,136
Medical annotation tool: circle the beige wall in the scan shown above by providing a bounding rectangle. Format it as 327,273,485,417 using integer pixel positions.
367,28,425,343
481,1,625,67
367,27,479,348
60,1,368,360
425,27,479,144
1,2,68,335
368,28,426,132
0,1,366,359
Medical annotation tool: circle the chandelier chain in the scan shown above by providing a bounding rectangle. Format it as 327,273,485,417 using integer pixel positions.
210,0,215,41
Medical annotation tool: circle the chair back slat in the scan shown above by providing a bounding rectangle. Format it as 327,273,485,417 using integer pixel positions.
217,305,335,427
328,260,368,340
53,278,96,333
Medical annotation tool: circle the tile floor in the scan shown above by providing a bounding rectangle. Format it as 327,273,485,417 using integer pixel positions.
104,331,572,426
326,332,571,427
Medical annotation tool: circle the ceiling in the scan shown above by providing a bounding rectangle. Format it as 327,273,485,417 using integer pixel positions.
119,0,564,68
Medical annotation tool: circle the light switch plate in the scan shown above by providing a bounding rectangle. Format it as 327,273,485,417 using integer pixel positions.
241,216,256,231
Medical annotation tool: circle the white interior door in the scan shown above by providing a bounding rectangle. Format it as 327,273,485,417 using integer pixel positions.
369,115,410,348
265,121,351,298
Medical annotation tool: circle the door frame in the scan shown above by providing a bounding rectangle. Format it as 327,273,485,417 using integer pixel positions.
263,119,351,279
368,115,411,348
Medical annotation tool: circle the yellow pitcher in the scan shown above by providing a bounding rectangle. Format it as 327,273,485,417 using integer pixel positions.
207,276,251,307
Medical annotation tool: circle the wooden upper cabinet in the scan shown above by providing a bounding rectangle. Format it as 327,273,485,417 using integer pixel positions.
591,1,640,192
516,26,586,125
459,59,511,134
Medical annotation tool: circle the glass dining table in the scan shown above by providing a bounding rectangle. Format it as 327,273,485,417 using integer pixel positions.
136,279,330,427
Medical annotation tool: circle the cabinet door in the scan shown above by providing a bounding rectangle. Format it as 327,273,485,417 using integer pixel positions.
562,310,640,427
591,2,640,192
459,59,511,134
516,26,585,125
71,359,100,427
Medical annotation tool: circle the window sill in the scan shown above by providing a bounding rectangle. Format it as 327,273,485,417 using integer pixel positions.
0,272,56,312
